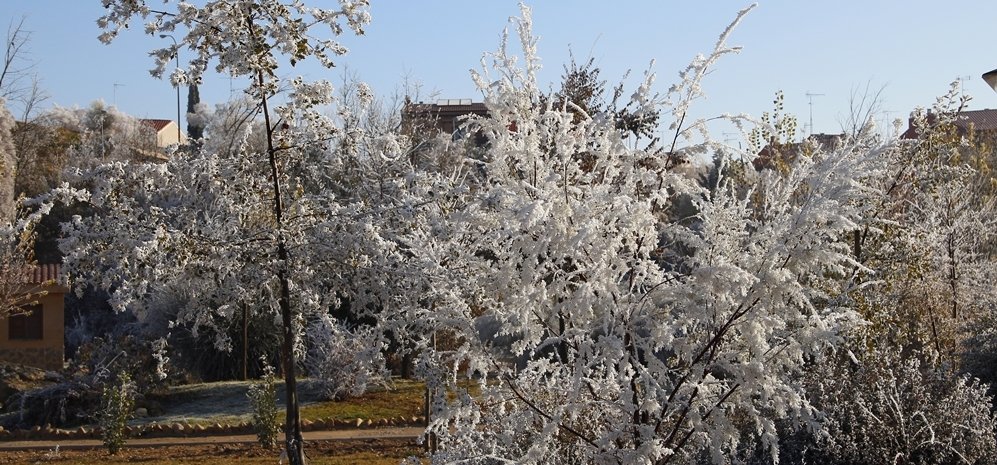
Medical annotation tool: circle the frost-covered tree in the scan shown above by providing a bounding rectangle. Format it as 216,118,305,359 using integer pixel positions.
386,5,899,464
44,101,158,168
185,83,204,143
0,209,49,320
540,54,660,144
0,102,43,320
0,100,17,219
848,86,997,361
42,2,374,463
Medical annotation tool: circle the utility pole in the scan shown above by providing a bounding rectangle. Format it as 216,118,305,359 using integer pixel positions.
160,34,182,146
805,91,824,136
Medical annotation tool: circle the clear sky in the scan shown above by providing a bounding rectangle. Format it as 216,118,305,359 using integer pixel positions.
3,1,997,145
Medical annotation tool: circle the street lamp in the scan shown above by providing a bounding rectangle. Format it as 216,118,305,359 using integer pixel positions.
160,34,182,145
983,69,997,92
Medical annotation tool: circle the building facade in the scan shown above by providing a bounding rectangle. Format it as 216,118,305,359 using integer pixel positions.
0,264,67,370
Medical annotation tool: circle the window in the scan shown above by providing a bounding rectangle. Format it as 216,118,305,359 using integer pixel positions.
9,304,43,340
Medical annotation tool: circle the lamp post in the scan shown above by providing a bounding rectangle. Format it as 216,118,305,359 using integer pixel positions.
160,34,182,145
984,69,997,92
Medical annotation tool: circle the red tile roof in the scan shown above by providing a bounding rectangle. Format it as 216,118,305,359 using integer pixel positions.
140,119,174,132
26,264,62,285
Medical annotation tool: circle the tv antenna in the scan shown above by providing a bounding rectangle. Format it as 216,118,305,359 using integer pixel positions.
958,75,972,97
722,132,742,149
806,91,824,135
113,83,125,106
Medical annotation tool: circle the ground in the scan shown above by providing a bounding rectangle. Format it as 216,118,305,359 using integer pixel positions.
139,378,426,426
0,438,421,465
1,377,429,464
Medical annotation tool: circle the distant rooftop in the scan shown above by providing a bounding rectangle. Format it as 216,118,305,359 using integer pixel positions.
436,99,473,106
404,100,488,115
901,109,997,139
953,109,997,132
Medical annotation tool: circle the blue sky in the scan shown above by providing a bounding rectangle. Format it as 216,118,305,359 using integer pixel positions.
3,1,997,144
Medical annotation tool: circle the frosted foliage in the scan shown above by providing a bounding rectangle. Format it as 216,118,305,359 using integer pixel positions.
305,315,389,401
0,100,16,219
391,6,888,464
38,100,411,347
48,2,997,464
36,59,410,362
46,101,158,167
847,89,997,358
808,349,997,465
195,97,268,158
97,0,370,88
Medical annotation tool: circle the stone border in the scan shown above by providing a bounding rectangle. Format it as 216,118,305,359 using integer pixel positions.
0,416,427,441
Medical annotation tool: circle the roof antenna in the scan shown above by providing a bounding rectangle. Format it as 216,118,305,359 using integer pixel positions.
113,83,125,107
805,91,824,136
958,75,972,97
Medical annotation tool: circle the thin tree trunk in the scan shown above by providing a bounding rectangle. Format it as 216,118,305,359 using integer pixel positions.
256,65,306,465
242,304,248,381
278,267,304,464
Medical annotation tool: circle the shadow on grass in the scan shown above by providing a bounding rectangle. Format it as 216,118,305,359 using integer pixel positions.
140,378,426,426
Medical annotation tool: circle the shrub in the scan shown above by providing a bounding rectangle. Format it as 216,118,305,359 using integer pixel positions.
247,362,281,449
7,334,167,430
98,371,135,455
305,314,389,401
961,307,997,399
804,348,997,465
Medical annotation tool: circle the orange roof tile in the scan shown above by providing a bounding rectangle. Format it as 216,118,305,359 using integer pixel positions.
140,119,174,132
25,264,62,285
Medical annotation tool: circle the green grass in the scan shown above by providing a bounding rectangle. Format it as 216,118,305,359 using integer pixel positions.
299,379,426,421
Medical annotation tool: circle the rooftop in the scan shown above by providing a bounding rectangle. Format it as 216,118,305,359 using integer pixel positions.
140,119,175,132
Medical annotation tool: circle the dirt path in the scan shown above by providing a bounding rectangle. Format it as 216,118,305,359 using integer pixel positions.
0,426,424,451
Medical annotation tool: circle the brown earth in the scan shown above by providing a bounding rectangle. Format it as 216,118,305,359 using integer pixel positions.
0,437,422,465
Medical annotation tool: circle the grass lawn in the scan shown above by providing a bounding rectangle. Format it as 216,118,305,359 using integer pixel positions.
299,379,426,422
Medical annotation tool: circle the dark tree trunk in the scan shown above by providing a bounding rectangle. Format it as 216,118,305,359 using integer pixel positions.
242,304,249,381
257,66,306,465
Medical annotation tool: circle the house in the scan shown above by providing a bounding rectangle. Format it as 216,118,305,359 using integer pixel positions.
401,99,493,168
900,109,997,140
139,119,187,148
401,99,490,137
127,119,187,162
0,264,68,370
753,133,846,171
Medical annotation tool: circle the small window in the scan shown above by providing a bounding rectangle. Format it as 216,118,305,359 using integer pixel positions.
9,304,43,340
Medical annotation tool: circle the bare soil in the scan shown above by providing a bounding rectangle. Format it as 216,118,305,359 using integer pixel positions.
0,438,421,465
